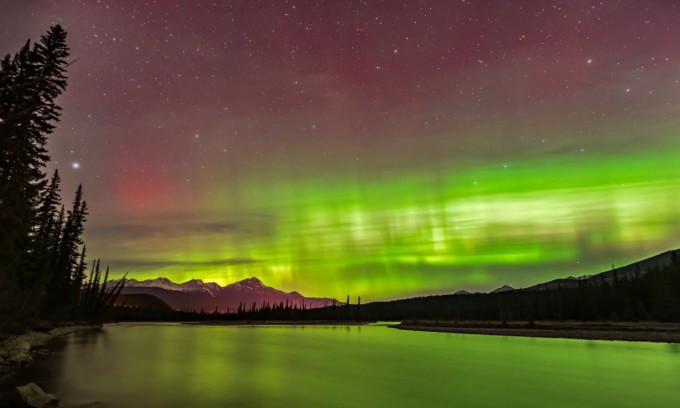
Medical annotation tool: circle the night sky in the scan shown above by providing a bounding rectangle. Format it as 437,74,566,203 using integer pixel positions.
1,1,679,300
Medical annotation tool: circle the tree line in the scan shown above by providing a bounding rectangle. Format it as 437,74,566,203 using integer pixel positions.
9,27,675,328
350,254,680,322
0,25,123,332
113,294,363,322
113,254,680,323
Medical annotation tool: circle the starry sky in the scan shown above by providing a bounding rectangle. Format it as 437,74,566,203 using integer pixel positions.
1,0,680,300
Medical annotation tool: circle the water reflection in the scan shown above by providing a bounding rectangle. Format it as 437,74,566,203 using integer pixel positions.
19,324,680,408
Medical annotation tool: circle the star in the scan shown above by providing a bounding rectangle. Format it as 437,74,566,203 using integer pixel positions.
3,0,678,301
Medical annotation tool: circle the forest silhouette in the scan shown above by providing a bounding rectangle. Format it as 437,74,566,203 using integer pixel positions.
2,26,679,331
0,26,124,333
115,252,680,323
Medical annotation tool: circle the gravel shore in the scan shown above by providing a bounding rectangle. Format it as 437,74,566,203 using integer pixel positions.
394,321,680,343
0,325,100,406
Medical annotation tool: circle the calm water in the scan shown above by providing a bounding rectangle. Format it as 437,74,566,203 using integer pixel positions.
25,323,680,407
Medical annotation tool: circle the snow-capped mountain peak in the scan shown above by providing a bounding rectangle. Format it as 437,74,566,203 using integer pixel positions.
224,277,273,295
238,277,264,288
128,277,185,292
116,277,222,297
117,275,341,312
180,278,221,296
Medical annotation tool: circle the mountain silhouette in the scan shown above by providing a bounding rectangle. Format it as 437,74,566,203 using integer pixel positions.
111,276,340,312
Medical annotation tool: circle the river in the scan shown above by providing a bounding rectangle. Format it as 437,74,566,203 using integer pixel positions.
16,323,680,407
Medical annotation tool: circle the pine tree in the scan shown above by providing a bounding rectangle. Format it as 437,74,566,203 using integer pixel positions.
47,205,66,273
0,26,69,285
34,169,61,243
46,184,87,312
73,245,87,296
0,26,70,325
0,25,68,251
30,169,62,283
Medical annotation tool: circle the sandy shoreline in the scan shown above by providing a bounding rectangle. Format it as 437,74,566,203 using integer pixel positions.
394,321,680,343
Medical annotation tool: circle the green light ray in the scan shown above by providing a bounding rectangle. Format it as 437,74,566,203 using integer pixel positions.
102,135,680,300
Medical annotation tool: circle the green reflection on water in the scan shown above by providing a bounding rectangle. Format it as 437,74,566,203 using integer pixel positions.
50,324,680,408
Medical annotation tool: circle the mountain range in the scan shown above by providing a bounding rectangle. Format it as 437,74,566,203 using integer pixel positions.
522,250,678,292
113,249,678,313
111,276,341,312
458,250,677,295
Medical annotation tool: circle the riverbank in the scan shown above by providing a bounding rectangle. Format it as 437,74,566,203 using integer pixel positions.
394,321,680,343
184,320,373,326
1,324,100,380
0,324,100,406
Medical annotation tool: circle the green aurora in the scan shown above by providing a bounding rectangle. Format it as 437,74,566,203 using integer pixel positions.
90,125,680,300
5,1,680,301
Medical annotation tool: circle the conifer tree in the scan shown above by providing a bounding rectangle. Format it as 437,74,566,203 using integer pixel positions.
0,25,125,327
47,205,66,272
51,184,87,306
29,169,62,283
0,26,70,324
35,170,61,242
0,26,69,286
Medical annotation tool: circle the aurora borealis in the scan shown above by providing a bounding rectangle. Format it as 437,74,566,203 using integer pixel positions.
1,1,679,300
